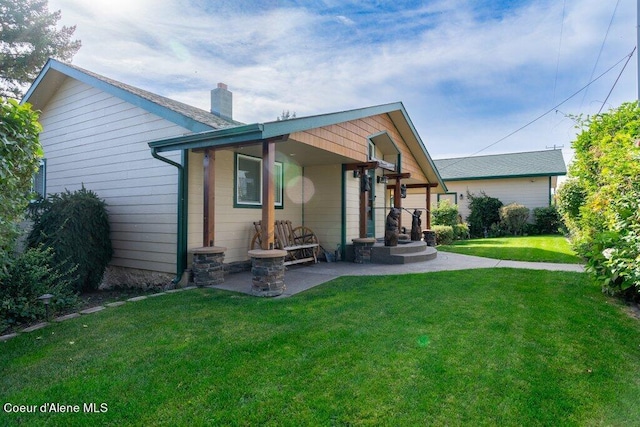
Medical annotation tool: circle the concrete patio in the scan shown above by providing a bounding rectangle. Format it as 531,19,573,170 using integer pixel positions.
210,252,585,298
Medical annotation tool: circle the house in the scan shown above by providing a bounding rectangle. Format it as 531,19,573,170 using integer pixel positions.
403,150,566,225
23,59,446,285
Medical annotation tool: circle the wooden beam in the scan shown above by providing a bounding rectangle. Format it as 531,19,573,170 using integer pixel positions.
344,161,378,171
261,140,276,249
405,183,438,189
385,173,411,180
203,149,215,246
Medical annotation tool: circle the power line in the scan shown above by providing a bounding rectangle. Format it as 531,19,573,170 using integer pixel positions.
598,46,636,114
552,0,566,106
438,49,636,170
580,0,621,108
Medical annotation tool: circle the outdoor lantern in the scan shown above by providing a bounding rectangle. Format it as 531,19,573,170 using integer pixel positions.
38,293,54,320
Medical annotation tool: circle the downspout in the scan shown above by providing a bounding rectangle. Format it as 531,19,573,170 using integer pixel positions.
151,148,188,284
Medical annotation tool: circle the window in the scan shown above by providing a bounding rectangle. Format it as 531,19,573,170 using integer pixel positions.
235,154,283,208
32,159,46,199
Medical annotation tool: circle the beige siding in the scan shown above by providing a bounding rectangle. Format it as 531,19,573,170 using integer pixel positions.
303,164,343,253
431,178,551,222
38,77,189,274
196,150,303,264
345,170,360,242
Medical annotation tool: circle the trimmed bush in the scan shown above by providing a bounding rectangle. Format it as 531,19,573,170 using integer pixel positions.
27,186,113,292
466,192,503,237
452,223,470,240
0,246,77,332
433,225,454,245
533,205,563,235
499,203,530,236
432,199,459,226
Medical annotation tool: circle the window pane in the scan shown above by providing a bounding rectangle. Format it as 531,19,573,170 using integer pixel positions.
237,155,261,205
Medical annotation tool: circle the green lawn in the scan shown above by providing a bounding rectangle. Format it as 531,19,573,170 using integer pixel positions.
2,269,639,425
438,235,583,264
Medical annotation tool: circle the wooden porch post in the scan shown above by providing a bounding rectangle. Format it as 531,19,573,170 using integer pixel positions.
426,184,431,230
261,140,276,250
203,149,215,246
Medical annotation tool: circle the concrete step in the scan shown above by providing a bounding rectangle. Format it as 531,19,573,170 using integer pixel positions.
371,243,437,264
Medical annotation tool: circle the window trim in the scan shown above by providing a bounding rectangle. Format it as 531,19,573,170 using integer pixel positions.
234,153,284,209
32,159,46,199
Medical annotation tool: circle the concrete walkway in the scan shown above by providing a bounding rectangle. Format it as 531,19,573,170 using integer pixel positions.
211,251,585,298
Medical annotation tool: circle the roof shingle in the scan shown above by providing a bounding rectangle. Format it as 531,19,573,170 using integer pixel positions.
434,150,567,181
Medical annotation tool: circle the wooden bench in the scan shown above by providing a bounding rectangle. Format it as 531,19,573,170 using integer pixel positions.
251,220,320,266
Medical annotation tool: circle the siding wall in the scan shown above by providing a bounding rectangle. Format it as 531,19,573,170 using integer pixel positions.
188,149,303,264
38,77,189,274
430,177,551,222
303,165,342,253
291,114,427,182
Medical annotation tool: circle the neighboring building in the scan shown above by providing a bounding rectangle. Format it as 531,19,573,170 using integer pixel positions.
23,59,446,283
403,150,567,225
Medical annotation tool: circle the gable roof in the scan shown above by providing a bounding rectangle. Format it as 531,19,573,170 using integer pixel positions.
22,59,240,133
434,150,567,181
149,101,447,191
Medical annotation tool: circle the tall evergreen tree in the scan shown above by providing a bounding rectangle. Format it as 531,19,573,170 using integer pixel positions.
0,0,81,99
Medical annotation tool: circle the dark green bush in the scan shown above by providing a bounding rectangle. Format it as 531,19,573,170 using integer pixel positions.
0,246,77,332
533,205,563,235
466,192,503,237
433,225,454,245
499,203,530,236
432,199,459,226
27,186,113,292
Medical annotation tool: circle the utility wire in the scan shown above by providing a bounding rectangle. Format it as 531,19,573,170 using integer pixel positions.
597,46,636,114
580,0,620,107
552,0,566,106
438,49,636,170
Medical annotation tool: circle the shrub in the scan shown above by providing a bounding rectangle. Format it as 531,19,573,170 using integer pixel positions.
556,179,586,234
27,186,113,292
466,192,503,237
432,199,459,226
0,246,77,332
0,99,43,270
433,225,454,245
452,223,470,240
499,203,530,236
533,205,563,235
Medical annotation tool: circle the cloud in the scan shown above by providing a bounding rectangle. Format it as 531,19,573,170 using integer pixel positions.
47,0,636,159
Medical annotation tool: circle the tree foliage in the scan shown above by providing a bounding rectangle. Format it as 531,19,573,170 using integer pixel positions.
0,0,81,99
558,102,640,298
432,199,459,226
466,191,503,237
0,98,42,268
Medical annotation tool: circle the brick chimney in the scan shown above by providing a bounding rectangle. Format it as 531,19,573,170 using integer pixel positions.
211,83,232,121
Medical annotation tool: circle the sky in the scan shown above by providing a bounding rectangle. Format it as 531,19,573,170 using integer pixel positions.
46,0,638,164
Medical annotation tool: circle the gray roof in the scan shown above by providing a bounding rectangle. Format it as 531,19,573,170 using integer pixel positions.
23,59,241,132
433,150,567,181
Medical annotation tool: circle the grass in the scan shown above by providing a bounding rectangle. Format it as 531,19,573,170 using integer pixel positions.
437,235,583,264
2,269,640,426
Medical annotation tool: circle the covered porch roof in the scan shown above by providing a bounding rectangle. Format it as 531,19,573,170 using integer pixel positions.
148,102,447,192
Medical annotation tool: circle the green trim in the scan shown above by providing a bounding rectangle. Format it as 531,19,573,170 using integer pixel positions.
437,192,458,204
233,153,284,209
150,148,186,284
25,59,214,133
180,150,188,276
341,164,347,261
443,172,566,182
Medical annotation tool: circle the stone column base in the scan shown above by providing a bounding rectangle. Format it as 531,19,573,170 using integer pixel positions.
352,238,376,264
423,230,436,247
190,246,226,286
248,249,287,297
